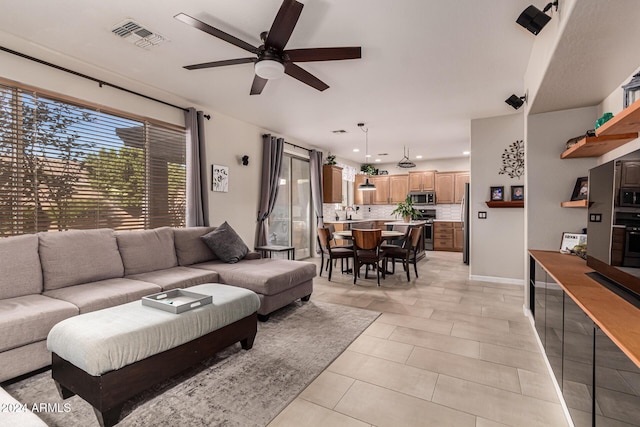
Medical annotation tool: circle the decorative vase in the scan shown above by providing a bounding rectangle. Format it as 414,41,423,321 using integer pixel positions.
403,215,411,223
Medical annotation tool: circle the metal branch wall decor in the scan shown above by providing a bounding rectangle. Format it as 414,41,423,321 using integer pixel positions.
498,139,524,179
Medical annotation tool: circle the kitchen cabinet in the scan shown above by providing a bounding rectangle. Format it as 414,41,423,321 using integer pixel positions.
435,171,469,204
354,175,373,205
434,221,462,252
322,165,342,203
369,175,390,205
454,172,469,203
435,173,455,204
620,160,640,187
453,223,463,251
389,175,409,203
408,170,435,191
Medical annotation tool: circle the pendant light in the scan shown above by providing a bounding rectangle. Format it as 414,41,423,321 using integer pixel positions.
397,146,416,168
357,123,376,191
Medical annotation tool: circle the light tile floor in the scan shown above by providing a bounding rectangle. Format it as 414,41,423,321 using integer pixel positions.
268,251,569,427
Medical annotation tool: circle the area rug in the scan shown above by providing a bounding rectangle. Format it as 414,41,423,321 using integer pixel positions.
4,300,379,427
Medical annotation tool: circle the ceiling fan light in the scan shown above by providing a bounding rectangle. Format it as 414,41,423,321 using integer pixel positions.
255,60,285,80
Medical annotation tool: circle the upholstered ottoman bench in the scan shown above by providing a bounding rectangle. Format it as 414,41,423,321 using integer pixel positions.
47,283,260,427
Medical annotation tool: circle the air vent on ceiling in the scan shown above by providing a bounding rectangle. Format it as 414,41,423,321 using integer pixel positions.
111,20,168,49
332,129,347,134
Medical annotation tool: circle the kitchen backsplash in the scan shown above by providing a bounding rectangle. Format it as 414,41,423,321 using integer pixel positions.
323,203,462,221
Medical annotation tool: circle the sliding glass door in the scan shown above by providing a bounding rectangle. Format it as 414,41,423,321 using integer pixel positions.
269,154,312,259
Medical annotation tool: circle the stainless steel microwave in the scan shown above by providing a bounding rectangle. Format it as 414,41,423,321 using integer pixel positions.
408,191,435,205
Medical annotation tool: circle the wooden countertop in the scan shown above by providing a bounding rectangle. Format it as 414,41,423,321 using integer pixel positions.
529,250,640,367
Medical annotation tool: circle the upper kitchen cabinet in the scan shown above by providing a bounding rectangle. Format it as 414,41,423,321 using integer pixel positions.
619,160,640,187
322,165,343,203
354,174,373,205
408,171,435,191
435,173,455,204
436,171,469,204
454,172,469,203
389,175,409,203
369,175,390,204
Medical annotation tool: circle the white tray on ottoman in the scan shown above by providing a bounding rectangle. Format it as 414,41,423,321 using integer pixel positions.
47,283,260,427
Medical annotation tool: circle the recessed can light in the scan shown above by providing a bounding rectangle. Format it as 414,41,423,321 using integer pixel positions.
365,154,372,158
415,155,423,159
463,151,470,155
353,148,360,152
375,159,381,162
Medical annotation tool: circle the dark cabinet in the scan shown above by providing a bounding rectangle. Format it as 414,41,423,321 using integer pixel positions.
530,254,640,427
620,160,640,187
563,294,595,427
594,329,640,426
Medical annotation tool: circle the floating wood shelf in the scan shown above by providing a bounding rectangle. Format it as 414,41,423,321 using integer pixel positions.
485,200,524,208
561,200,589,208
597,97,640,137
560,133,639,159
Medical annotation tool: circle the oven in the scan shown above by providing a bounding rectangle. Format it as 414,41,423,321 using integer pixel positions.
415,207,436,250
624,226,640,267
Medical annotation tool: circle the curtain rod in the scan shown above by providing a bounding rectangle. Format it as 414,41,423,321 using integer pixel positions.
0,45,190,113
263,134,312,153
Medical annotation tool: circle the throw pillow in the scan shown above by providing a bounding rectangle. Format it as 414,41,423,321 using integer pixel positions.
200,222,249,263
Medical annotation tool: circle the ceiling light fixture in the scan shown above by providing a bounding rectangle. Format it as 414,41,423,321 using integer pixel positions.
254,59,285,80
357,122,376,191
516,2,558,35
397,146,417,168
505,93,527,110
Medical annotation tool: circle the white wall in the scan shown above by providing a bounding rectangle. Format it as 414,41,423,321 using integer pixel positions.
371,157,470,175
470,113,524,283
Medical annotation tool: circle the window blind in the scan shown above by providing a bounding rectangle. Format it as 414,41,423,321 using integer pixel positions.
0,83,186,236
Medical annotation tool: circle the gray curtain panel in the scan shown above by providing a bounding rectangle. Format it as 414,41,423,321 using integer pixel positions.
309,150,324,228
184,108,209,227
255,134,284,247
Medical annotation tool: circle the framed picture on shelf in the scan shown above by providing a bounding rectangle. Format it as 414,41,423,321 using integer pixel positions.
511,185,524,201
570,177,588,201
560,232,587,254
490,186,504,201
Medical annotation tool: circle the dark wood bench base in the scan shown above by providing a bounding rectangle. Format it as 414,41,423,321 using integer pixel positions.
51,312,257,427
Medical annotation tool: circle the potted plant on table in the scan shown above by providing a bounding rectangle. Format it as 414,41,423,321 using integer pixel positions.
391,195,418,223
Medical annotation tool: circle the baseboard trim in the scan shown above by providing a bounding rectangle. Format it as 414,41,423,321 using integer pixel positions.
469,275,525,286
523,307,575,427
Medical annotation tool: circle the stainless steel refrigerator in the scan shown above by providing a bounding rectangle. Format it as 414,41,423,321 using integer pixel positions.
462,182,470,264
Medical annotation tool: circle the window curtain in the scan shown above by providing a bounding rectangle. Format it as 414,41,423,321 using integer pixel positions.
309,150,324,228
184,107,209,227
255,134,284,247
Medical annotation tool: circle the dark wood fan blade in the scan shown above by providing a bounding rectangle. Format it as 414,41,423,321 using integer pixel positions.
250,75,268,95
175,13,258,54
265,0,304,51
184,57,256,70
284,47,362,62
284,63,329,91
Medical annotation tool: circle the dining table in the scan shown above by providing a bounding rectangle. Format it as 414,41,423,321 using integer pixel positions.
332,230,405,239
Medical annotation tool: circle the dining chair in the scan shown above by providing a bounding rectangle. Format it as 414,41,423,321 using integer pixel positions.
317,227,353,281
352,229,386,286
385,226,423,281
381,224,410,251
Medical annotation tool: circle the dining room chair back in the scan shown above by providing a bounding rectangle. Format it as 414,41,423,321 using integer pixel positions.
352,229,385,286
317,227,353,281
385,226,423,281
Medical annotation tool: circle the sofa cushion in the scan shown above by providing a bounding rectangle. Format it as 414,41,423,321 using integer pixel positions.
0,294,78,352
126,267,219,291
173,226,217,266
193,258,316,296
200,222,248,264
43,278,161,314
0,234,42,299
116,227,178,275
39,229,124,291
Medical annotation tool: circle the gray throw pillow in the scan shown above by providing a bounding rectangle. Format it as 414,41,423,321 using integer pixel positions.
200,222,249,263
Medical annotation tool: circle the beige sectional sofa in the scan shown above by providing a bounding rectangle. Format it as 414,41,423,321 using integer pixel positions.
0,226,315,383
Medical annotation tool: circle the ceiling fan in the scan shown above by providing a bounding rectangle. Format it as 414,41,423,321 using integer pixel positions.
175,0,361,95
